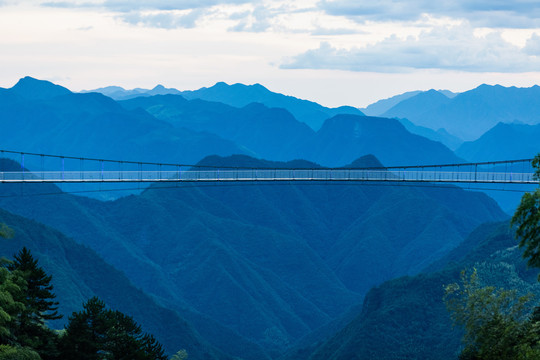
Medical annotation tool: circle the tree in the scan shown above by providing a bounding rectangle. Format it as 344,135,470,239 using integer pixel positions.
444,269,538,359
7,248,61,323
170,349,188,360
0,224,14,239
7,248,61,360
0,267,25,346
0,344,40,360
511,154,540,270
60,297,167,360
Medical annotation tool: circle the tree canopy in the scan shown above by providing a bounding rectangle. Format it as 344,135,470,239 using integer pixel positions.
0,245,168,360
512,154,540,270
445,154,540,359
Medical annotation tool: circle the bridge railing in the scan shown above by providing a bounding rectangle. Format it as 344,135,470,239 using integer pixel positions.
0,169,537,184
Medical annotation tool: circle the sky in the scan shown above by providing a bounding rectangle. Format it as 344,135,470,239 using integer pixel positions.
2,0,540,107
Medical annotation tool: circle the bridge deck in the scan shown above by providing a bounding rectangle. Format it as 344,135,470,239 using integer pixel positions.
0,169,537,184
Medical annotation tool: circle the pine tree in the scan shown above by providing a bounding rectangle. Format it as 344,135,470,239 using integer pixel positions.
7,247,61,359
0,267,25,345
60,297,109,360
60,297,167,360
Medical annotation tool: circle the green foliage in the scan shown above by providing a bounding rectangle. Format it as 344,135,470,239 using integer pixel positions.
60,296,167,360
170,349,188,360
0,267,25,344
0,224,14,239
0,345,40,360
0,244,167,360
7,247,61,360
8,247,61,323
511,154,540,270
444,269,540,359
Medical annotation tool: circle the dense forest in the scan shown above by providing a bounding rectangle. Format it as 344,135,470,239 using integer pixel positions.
0,234,169,360
1,78,540,359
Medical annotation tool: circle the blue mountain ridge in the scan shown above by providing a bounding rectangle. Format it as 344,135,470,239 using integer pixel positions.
382,84,540,140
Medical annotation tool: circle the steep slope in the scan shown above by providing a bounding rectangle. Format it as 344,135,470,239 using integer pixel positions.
121,94,463,167
382,84,540,140
9,76,72,100
361,90,421,116
305,114,463,166
303,221,530,360
120,95,314,161
382,89,452,121
0,154,505,354
179,82,364,130
456,122,540,162
397,118,463,150
0,77,246,164
0,208,233,360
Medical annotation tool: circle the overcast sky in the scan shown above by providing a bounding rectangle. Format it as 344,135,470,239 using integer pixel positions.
2,0,540,107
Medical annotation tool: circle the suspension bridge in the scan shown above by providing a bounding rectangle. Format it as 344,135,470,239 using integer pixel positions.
0,149,537,185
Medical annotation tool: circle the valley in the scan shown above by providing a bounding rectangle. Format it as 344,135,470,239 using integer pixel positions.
0,77,538,359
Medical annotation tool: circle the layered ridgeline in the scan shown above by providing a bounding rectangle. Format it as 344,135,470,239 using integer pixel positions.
0,77,247,164
296,221,535,360
0,153,505,357
380,84,540,141
87,81,363,130
1,77,461,172
456,122,540,162
0,208,234,360
120,94,462,167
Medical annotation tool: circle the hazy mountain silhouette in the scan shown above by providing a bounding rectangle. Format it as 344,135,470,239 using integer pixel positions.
397,118,463,150
83,84,182,100
456,122,540,162
120,94,313,161
305,114,462,167
382,84,540,141
0,77,247,164
382,89,452,121
122,94,462,167
9,76,72,100
178,82,364,130
361,90,422,116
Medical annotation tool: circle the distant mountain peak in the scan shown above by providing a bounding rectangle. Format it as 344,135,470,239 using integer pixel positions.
346,154,384,169
10,76,71,100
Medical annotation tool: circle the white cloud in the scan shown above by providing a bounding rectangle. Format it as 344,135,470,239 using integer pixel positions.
524,33,540,55
101,0,254,12
319,0,540,28
120,9,206,29
282,25,540,72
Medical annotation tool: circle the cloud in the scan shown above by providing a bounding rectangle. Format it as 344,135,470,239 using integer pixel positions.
281,26,540,73
319,0,540,28
120,9,206,29
102,0,254,12
524,33,540,55
228,5,274,32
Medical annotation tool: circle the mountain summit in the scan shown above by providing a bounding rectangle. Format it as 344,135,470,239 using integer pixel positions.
179,82,364,130
10,76,71,100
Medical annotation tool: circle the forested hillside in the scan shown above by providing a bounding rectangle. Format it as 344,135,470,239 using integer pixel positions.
0,153,506,357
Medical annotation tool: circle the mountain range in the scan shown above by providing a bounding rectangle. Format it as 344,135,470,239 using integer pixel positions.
0,205,235,360
0,75,537,359
456,122,540,162
381,84,540,140
119,93,462,167
300,220,534,360
0,153,506,357
88,81,364,130
0,77,463,173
